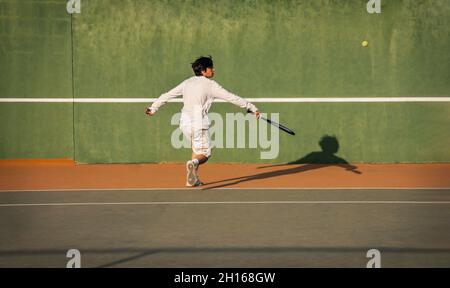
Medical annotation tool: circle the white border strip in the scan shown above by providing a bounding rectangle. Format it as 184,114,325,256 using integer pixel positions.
1,201,450,207
1,97,450,103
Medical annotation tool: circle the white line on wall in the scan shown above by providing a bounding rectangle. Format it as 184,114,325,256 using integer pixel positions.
1,97,450,103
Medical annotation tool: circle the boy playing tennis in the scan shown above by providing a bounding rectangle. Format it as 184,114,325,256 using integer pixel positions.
146,56,260,187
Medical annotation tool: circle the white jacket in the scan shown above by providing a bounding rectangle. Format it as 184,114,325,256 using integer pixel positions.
149,76,258,119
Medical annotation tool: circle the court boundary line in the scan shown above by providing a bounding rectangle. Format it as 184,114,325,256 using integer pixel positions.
1,200,450,207
1,97,450,103
0,187,449,192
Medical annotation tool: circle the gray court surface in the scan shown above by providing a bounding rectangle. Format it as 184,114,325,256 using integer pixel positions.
0,188,449,268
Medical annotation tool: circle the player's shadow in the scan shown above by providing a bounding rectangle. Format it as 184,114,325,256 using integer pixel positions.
203,135,361,189
286,135,360,167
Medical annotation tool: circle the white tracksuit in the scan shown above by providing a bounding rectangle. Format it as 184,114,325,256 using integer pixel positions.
148,76,258,157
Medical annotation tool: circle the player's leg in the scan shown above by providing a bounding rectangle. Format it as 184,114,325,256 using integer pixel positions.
186,129,211,186
187,153,208,186
192,153,208,164
191,153,208,182
180,123,197,186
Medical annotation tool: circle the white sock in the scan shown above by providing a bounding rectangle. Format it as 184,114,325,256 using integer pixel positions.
192,159,199,165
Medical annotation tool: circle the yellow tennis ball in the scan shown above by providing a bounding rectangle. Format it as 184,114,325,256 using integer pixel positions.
362,40,369,47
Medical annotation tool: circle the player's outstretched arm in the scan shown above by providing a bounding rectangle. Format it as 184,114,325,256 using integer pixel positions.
146,80,186,116
211,80,259,117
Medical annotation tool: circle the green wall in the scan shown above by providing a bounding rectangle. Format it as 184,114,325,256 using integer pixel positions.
73,0,450,98
0,0,73,159
74,102,450,164
0,103,74,159
1,0,449,163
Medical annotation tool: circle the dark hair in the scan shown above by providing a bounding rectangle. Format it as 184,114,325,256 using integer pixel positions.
191,56,213,76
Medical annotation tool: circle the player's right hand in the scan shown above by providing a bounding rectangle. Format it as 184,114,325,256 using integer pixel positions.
145,107,155,116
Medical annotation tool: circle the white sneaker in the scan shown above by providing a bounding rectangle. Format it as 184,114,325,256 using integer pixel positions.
186,160,199,187
193,179,204,187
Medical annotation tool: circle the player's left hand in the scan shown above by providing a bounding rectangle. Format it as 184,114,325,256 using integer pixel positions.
145,107,155,116
255,111,261,119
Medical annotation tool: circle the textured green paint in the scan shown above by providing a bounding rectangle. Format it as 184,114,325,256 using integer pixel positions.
72,0,450,163
0,0,73,159
72,0,450,98
74,102,450,164
0,103,74,159
1,1,449,163
0,0,72,98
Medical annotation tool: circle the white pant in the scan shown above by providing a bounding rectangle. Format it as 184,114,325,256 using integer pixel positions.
180,112,211,158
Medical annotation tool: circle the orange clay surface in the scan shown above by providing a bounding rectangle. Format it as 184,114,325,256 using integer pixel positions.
0,159,449,190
